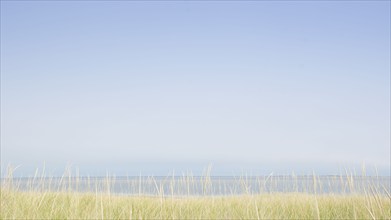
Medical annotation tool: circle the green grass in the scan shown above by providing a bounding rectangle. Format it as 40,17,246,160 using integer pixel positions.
1,166,390,219
1,189,390,219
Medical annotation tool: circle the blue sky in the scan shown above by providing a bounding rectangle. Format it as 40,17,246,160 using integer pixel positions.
1,1,390,176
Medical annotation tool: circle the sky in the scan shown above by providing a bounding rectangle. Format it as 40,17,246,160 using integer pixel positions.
1,1,390,176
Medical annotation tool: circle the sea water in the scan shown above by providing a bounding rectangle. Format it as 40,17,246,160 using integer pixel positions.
3,175,390,196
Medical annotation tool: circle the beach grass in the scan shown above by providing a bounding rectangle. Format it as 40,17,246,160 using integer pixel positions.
2,189,390,219
1,166,390,219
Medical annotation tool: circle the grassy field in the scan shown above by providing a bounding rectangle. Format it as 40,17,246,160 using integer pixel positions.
1,189,390,219
1,166,390,219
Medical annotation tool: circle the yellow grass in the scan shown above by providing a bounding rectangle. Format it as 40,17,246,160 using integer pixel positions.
1,189,390,219
1,166,390,219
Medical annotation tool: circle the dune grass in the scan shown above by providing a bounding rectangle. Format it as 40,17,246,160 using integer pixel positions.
1,166,390,219
2,189,390,219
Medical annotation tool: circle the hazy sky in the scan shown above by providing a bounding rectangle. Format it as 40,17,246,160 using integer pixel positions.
1,1,390,176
